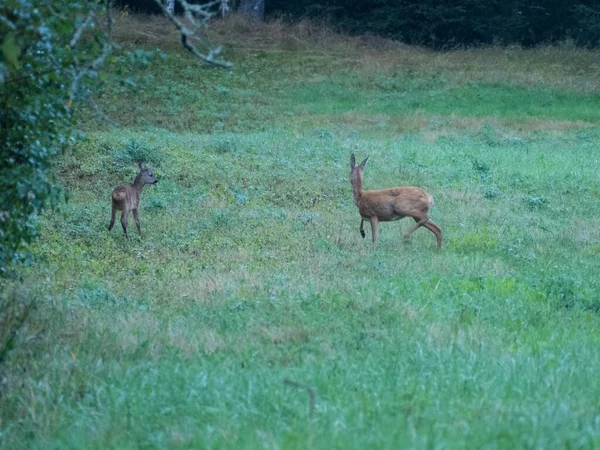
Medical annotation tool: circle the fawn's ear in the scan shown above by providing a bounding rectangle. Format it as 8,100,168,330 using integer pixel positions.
359,156,369,169
138,161,145,170
350,154,356,169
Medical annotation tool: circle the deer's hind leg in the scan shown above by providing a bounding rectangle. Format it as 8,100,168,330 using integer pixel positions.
360,219,366,238
403,217,429,240
120,210,130,238
423,220,442,249
109,204,117,232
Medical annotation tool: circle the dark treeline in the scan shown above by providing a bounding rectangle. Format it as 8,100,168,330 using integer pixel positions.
117,0,600,48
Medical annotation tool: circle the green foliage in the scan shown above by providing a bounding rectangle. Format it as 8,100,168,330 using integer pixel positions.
112,139,165,167
266,0,600,48
0,286,31,362
2,19,600,450
3,124,600,448
523,194,549,209
0,0,111,275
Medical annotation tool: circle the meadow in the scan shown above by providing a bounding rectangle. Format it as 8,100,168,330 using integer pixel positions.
2,14,600,449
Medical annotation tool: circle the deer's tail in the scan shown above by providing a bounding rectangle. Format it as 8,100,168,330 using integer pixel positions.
427,193,434,209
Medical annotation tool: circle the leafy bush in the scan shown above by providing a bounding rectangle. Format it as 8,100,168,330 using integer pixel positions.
0,0,112,276
523,195,549,209
0,286,31,361
113,140,165,167
482,186,502,199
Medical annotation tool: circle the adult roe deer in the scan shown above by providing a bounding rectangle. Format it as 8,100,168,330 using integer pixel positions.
109,161,158,238
349,154,442,249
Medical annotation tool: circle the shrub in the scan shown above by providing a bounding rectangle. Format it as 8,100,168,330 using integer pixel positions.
0,0,112,276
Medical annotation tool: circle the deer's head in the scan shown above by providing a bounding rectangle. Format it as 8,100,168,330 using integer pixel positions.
349,154,369,187
136,161,158,186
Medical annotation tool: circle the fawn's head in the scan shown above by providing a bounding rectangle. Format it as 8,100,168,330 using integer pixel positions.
134,161,158,186
349,154,369,186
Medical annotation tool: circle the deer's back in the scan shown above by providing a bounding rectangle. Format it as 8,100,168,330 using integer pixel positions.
111,185,140,211
359,186,432,221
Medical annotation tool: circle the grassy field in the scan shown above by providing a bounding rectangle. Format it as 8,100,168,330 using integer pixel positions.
2,14,600,449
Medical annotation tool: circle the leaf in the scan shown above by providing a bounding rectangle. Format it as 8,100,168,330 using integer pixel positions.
1,34,20,71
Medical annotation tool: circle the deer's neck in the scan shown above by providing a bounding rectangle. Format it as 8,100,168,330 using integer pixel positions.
352,175,363,207
132,174,145,192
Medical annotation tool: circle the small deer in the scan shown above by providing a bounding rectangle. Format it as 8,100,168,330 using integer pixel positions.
350,154,442,249
109,161,158,238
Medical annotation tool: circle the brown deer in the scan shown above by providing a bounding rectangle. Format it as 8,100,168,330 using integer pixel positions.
350,154,442,249
109,162,158,238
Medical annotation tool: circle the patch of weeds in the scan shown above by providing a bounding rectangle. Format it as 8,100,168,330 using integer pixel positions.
113,140,164,167
576,130,595,142
76,281,128,308
472,159,491,182
233,190,249,205
482,186,502,199
479,123,502,146
124,49,166,69
0,286,32,362
145,197,166,210
210,209,232,229
268,209,288,221
79,158,106,177
454,276,485,293
62,206,97,239
523,195,549,209
211,136,237,154
586,243,600,254
298,212,320,225
523,275,600,314
543,275,582,310
504,238,537,262
450,228,498,252
318,129,333,138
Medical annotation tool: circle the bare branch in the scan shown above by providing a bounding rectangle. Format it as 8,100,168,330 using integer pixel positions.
69,0,112,100
69,10,95,48
89,0,112,71
152,0,232,69
0,14,16,30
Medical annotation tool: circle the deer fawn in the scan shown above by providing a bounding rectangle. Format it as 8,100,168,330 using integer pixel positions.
350,154,442,249
109,161,158,238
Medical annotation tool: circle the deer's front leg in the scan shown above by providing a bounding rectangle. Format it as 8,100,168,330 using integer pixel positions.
133,209,142,237
369,217,379,245
360,219,365,238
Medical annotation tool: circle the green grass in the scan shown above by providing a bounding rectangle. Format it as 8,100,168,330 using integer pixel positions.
2,15,600,449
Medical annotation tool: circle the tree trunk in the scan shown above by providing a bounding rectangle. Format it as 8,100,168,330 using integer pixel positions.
165,0,175,15
239,0,264,21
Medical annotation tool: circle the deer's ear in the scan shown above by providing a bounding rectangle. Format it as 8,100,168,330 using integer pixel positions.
359,156,369,169
138,161,145,170
350,154,356,169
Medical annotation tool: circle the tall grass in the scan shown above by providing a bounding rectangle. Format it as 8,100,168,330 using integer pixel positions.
2,14,600,449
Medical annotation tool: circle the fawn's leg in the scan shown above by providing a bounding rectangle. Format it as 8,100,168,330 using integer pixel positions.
360,219,365,238
133,209,142,237
120,210,129,238
109,205,116,232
